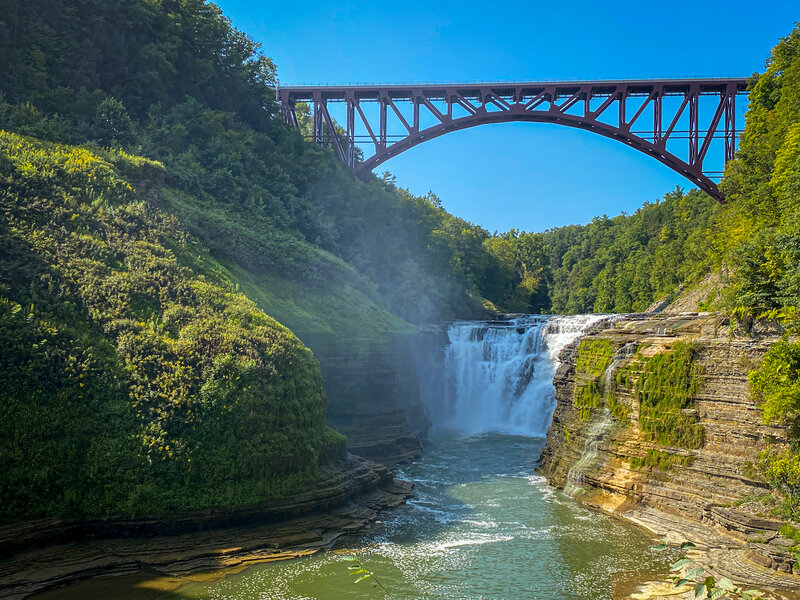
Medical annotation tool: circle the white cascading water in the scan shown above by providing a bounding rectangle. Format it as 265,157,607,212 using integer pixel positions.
430,315,606,436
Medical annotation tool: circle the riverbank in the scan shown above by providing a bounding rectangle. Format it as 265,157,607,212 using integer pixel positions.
0,454,412,600
538,311,800,598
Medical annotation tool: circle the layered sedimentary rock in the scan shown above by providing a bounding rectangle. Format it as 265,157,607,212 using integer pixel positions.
0,455,412,600
539,313,800,593
310,331,444,467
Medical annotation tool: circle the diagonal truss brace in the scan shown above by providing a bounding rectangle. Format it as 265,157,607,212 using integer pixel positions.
280,78,747,202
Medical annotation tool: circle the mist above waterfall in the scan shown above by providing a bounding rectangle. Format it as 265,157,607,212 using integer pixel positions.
425,315,605,436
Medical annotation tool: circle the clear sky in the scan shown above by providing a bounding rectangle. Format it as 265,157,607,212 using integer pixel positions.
215,0,798,233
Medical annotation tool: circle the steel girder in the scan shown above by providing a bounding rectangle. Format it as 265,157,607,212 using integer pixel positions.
279,78,748,201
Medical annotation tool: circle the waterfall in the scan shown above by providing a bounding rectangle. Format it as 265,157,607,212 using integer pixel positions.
428,315,605,436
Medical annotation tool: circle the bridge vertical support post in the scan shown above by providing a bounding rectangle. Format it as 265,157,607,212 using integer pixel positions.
346,96,356,168
379,93,387,149
724,85,736,163
618,88,627,128
653,90,663,145
688,86,699,166
313,98,323,145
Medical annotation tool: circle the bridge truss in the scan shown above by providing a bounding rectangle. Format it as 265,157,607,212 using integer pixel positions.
279,78,748,201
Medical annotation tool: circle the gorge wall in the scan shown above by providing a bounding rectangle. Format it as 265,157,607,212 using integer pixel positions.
539,313,800,593
305,331,445,468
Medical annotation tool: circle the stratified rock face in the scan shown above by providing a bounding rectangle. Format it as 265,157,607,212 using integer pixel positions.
539,313,800,589
0,454,413,600
313,332,441,467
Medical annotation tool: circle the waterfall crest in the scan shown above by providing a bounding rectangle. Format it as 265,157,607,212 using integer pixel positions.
428,315,605,436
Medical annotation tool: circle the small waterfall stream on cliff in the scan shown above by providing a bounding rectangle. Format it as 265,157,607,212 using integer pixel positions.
430,315,606,435
564,342,636,497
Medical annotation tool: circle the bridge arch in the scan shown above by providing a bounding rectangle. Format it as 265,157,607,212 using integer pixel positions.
279,79,748,202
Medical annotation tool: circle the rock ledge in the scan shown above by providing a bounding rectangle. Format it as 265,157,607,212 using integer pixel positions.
0,454,412,600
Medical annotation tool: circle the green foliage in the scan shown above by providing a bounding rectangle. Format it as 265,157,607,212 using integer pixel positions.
0,297,140,520
713,26,800,312
481,229,550,313
544,188,720,314
0,0,278,128
635,343,704,449
631,450,694,472
749,340,800,519
0,131,345,521
653,540,767,600
478,187,720,314
779,524,800,545
344,555,393,598
749,340,800,433
573,339,614,420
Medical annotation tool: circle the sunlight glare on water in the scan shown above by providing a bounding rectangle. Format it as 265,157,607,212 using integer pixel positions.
168,432,669,600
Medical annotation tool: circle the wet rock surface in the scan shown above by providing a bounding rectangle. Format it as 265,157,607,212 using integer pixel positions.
308,331,444,468
539,312,800,595
0,455,412,600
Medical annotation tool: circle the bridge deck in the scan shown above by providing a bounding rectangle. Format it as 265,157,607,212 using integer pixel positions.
282,78,749,102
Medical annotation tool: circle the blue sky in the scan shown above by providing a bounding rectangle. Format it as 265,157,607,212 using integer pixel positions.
216,0,798,232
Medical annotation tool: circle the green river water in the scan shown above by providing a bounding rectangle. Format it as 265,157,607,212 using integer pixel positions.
48,432,670,600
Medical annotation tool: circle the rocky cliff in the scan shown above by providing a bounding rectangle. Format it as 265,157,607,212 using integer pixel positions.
539,313,800,595
0,454,412,600
307,331,443,467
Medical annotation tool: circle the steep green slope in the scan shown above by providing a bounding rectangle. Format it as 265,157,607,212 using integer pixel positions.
721,26,800,520
0,0,498,337
715,26,800,312
0,131,345,522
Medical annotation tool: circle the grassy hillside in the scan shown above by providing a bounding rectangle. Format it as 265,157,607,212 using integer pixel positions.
0,131,345,521
0,0,499,522
0,0,501,338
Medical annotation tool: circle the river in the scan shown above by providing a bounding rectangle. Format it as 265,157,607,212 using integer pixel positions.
36,316,673,599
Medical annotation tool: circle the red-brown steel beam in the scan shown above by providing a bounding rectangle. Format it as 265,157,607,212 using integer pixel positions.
278,78,748,201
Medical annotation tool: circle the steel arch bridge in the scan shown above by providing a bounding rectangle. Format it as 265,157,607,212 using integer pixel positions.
279,78,748,201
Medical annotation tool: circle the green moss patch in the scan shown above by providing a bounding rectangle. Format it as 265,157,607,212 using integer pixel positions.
573,338,615,420
634,342,704,449
630,449,694,471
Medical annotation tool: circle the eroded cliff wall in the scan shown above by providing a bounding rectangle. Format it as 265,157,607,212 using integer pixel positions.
539,313,800,592
306,331,444,467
